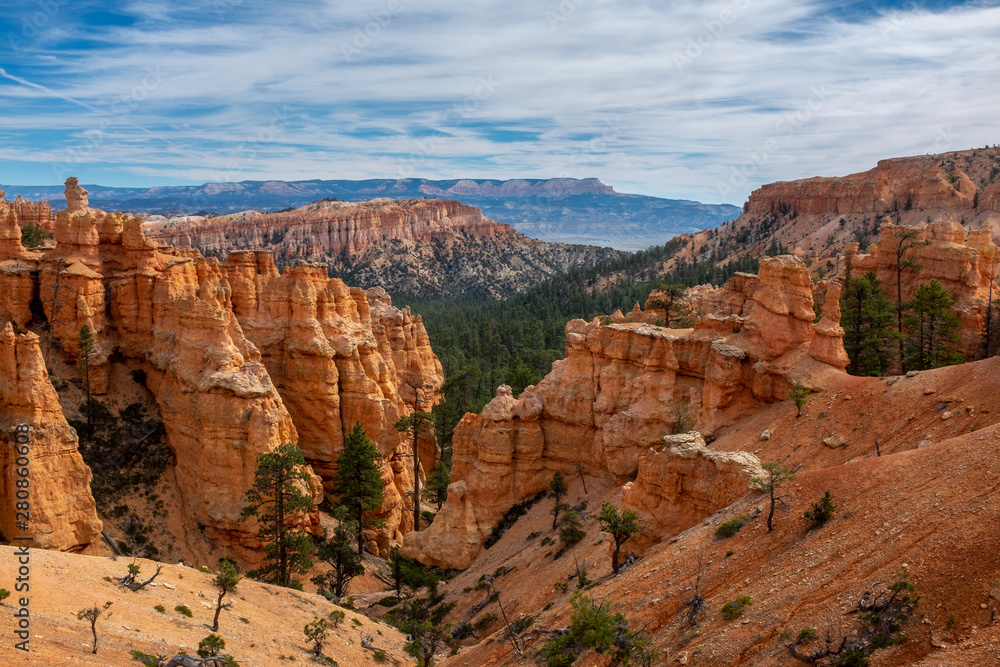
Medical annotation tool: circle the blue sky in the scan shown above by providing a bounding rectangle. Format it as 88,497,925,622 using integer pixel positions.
0,0,998,204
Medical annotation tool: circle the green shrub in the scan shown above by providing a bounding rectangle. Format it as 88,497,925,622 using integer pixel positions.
154,604,165,613
721,596,753,620
131,650,160,667
715,514,750,539
175,604,193,618
0,589,10,604
803,491,836,527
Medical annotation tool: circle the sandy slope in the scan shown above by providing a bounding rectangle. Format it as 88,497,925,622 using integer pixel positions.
0,548,413,666
430,358,1000,666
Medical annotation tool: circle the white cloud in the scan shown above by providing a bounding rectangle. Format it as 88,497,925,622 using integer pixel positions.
1,0,998,203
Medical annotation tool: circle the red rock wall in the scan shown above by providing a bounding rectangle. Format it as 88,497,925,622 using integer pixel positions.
145,198,517,263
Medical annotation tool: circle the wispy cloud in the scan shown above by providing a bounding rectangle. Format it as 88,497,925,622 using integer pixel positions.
0,0,997,203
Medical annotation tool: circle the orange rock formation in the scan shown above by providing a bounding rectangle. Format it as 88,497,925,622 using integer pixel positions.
0,323,102,550
403,255,847,569
847,219,1000,354
0,179,443,557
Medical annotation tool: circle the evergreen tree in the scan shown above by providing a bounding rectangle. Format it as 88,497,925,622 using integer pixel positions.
332,422,385,555
840,271,897,376
903,280,964,370
240,443,315,588
424,460,451,511
750,463,794,532
78,325,97,439
646,283,690,327
395,409,434,533
549,471,569,531
312,506,365,598
598,502,643,575
887,228,930,369
211,560,241,632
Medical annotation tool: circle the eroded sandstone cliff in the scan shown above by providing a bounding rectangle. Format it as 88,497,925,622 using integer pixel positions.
0,323,102,550
402,255,847,569
0,179,443,557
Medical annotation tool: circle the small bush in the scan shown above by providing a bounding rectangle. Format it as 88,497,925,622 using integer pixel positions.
175,604,193,618
803,491,836,527
0,589,10,604
721,596,753,620
154,604,165,613
196,565,212,574
373,650,386,663
715,514,750,539
376,596,400,607
131,650,160,667
351,617,362,626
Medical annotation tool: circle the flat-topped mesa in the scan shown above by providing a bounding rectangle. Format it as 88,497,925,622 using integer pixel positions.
687,150,1000,274
846,218,1000,354
403,255,847,569
0,323,102,551
221,250,444,552
144,197,518,263
743,150,998,218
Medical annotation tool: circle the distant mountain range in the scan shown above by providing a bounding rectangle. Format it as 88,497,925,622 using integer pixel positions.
1,177,739,251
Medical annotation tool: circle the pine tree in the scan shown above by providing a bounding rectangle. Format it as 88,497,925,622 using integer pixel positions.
78,325,97,439
332,422,385,555
888,228,930,370
549,471,569,531
240,443,315,588
395,408,434,533
211,560,241,632
903,280,964,370
647,283,690,327
424,460,451,511
312,506,365,598
750,463,795,532
598,502,643,575
840,271,897,376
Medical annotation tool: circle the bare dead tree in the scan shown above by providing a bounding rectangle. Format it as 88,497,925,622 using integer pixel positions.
788,625,848,664
485,578,524,655
118,559,163,592
677,554,708,627
574,461,588,494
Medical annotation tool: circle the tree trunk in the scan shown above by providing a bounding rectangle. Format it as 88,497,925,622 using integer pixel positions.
212,590,225,631
276,477,286,586
91,621,98,654
612,542,621,575
767,486,776,531
412,387,421,533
